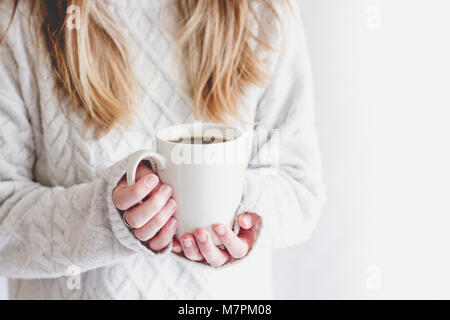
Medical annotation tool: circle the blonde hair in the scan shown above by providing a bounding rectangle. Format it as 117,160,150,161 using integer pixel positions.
2,0,280,138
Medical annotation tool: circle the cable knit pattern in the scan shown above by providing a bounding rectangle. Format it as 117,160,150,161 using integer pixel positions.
0,0,324,300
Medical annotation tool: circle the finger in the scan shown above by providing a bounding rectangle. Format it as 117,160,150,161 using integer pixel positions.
113,173,159,210
172,239,182,254
124,184,173,228
180,233,203,261
115,174,128,188
238,212,260,230
117,161,154,187
194,229,230,267
237,228,256,253
115,162,154,189
148,217,177,252
133,199,177,240
212,224,249,259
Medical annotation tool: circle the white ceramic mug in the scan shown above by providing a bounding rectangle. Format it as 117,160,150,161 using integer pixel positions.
126,122,249,245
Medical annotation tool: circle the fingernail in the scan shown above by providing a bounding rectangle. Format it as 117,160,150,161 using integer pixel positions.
196,231,207,243
242,214,252,227
214,225,226,236
182,238,192,248
169,218,177,229
144,174,158,188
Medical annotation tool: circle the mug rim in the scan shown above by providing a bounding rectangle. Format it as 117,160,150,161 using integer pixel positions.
156,122,245,146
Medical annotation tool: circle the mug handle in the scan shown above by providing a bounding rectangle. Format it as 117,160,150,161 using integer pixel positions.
126,150,167,186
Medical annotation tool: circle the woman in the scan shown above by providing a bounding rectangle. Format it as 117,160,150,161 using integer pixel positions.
0,0,324,299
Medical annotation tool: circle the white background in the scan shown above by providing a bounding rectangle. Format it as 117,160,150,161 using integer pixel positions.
2,0,450,300
274,0,450,299
273,0,370,299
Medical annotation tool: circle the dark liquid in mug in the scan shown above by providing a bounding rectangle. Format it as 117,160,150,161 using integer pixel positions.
169,136,229,145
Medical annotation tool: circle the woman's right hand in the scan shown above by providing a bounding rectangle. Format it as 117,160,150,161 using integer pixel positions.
112,161,178,252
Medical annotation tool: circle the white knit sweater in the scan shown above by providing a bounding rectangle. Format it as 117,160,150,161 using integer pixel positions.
0,0,324,300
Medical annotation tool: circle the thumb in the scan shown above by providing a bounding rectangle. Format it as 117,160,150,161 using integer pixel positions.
238,212,260,230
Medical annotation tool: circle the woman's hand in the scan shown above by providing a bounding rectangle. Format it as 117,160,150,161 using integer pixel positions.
172,213,260,267
113,161,178,252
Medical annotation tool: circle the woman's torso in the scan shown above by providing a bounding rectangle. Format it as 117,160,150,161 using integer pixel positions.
5,0,274,300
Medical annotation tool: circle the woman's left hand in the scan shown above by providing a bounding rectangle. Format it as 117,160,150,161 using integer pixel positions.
172,213,260,267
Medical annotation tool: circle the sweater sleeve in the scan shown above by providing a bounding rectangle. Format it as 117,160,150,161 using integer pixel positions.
239,3,325,250
0,31,166,280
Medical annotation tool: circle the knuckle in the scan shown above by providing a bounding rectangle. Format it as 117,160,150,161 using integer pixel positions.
163,204,175,218
232,248,247,259
183,247,202,261
148,241,156,251
221,237,233,248
168,198,177,210
123,211,132,224
183,250,193,258
112,197,124,210
125,213,141,229
149,203,163,217
154,214,167,227
134,229,149,241
142,196,165,218
112,191,126,210
146,199,160,213
149,236,170,252
209,260,223,267
144,202,159,218
131,183,146,200
190,255,203,262
153,192,168,207
145,223,159,238
148,239,161,251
